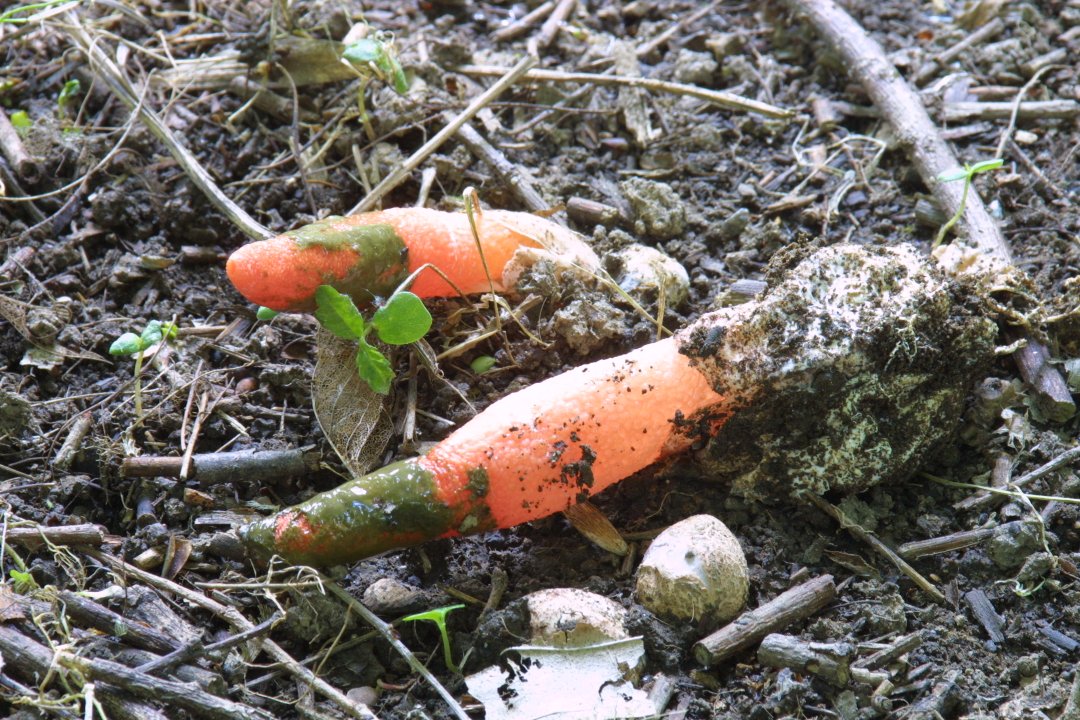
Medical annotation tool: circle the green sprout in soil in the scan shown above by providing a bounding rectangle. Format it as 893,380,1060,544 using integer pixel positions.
314,285,432,395
9,568,38,594
470,355,497,375
399,603,466,673
8,110,31,133
57,78,80,115
342,31,408,140
342,33,409,95
933,158,1004,248
109,320,177,423
256,306,280,321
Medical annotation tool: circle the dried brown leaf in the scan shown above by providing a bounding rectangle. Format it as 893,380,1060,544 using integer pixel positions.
312,327,393,477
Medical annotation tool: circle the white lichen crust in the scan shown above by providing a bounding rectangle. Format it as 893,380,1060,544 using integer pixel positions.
678,242,996,498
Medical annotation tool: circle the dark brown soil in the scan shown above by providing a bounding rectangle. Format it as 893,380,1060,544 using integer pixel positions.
1,1,1079,719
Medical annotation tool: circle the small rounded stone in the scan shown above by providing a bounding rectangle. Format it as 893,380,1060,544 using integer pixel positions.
525,587,628,647
635,514,748,625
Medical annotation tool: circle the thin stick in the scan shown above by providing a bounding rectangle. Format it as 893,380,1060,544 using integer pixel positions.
63,14,270,240
693,574,837,667
993,65,1064,159
348,53,538,214
53,411,93,471
782,0,1074,421
3,524,105,550
57,651,275,720
321,576,472,720
136,612,283,676
457,64,794,119
897,527,995,560
535,0,576,50
0,107,42,184
912,17,1004,85
853,630,923,670
944,99,1078,124
805,493,945,604
491,1,555,43
453,119,550,214
635,0,721,58
121,446,321,487
85,550,380,720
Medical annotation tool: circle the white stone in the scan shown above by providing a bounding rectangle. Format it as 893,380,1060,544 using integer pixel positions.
524,587,628,647
635,514,748,625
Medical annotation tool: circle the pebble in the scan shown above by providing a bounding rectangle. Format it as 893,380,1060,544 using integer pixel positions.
611,244,691,308
635,514,748,625
361,578,427,615
987,520,1043,570
673,49,718,86
347,686,378,706
524,588,628,647
620,177,686,240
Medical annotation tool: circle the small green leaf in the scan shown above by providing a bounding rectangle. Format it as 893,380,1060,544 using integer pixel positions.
343,38,386,65
470,355,497,374
9,109,31,131
371,292,432,345
400,604,466,672
57,78,80,110
380,54,409,94
139,320,164,348
109,332,144,356
256,306,279,321
9,568,37,593
970,158,1004,174
937,167,969,183
160,321,178,340
355,339,394,395
315,285,367,340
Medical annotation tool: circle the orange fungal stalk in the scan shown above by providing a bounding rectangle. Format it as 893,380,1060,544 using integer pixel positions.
237,242,995,567
226,208,599,312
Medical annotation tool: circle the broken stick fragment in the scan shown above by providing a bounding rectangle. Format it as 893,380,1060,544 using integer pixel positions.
239,242,995,566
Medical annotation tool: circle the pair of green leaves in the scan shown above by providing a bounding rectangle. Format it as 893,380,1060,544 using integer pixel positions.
314,286,431,395
342,36,409,95
109,320,177,357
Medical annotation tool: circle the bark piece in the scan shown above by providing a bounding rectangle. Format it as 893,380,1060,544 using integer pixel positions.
693,574,836,667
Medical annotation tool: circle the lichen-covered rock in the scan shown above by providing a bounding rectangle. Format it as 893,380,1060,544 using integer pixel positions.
679,241,996,499
620,177,686,240
635,515,748,626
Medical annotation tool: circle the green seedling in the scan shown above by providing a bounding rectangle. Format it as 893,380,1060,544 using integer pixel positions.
9,110,31,133
314,285,432,395
109,320,177,423
933,158,1004,248
470,355,497,375
9,568,37,593
342,34,409,95
57,78,80,114
256,306,279,321
399,604,466,673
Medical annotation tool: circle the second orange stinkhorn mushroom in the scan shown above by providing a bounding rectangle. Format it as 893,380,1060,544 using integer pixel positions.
239,241,995,566
225,207,600,312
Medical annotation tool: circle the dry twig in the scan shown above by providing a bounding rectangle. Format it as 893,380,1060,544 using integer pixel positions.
694,574,837,667
457,65,794,119
63,13,270,240
805,493,945,604
348,53,538,214
86,550,381,720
